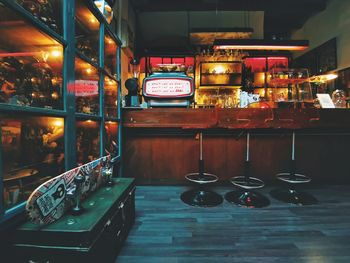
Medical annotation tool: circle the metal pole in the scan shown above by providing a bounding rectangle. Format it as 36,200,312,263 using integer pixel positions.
199,132,203,161
99,23,105,157
63,0,77,169
292,132,295,161
246,132,250,162
0,125,3,218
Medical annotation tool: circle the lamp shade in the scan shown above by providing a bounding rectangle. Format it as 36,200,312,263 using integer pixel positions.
213,39,309,51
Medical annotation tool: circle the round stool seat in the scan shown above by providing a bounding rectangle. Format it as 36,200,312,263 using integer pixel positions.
185,172,219,185
276,173,311,184
230,176,265,190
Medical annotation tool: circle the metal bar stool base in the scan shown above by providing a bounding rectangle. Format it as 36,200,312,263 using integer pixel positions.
270,188,318,206
225,190,270,208
181,189,223,207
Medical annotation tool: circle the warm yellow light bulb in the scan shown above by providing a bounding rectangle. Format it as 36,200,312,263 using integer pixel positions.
86,68,92,74
51,50,62,58
325,73,338,81
53,120,64,127
214,65,225,74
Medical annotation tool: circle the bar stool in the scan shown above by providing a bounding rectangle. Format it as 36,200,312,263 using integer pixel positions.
270,132,317,205
225,132,270,208
181,132,223,207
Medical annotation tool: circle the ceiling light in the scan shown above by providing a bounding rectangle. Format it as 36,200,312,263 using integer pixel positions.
309,73,338,83
213,39,309,51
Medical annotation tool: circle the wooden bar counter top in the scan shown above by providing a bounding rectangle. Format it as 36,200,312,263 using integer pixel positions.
122,108,350,184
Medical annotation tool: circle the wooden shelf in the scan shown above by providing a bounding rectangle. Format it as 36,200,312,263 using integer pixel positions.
201,73,242,75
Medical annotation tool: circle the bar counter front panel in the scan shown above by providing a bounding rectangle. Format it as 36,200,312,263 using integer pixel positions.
122,108,350,184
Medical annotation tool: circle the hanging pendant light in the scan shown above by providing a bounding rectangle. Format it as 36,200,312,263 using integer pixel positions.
213,39,309,51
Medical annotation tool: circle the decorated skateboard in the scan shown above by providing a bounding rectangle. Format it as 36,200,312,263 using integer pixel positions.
26,145,118,225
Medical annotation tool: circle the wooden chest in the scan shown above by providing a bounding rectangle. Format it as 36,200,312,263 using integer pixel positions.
12,178,135,263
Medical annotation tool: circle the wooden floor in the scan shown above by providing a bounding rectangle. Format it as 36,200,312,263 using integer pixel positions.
116,185,350,263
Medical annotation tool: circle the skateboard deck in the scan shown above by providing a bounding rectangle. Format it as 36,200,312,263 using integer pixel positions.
26,155,117,225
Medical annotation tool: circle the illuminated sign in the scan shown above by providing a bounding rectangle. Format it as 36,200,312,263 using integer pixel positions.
144,78,192,98
73,80,99,97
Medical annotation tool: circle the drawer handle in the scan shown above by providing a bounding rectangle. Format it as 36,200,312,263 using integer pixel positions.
105,219,111,227
128,187,136,197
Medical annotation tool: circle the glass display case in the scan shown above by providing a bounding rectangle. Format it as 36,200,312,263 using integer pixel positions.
0,0,122,222
75,0,100,64
200,62,242,86
75,57,100,115
269,68,314,108
1,114,64,210
0,4,63,109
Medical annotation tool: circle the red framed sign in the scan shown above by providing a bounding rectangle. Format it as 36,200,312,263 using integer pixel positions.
143,77,193,98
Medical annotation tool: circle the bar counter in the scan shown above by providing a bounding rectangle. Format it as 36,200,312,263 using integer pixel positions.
122,108,350,184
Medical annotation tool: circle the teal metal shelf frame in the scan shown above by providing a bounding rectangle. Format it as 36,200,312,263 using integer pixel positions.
0,0,123,223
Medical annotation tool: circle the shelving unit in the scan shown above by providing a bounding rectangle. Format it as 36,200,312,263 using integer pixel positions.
200,61,242,86
243,56,289,99
0,0,122,223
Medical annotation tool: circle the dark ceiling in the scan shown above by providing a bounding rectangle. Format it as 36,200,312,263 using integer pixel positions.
130,0,329,38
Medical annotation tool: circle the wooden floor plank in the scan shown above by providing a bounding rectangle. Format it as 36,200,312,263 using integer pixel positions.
115,185,350,263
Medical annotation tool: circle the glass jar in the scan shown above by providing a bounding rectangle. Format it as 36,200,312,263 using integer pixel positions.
332,89,346,108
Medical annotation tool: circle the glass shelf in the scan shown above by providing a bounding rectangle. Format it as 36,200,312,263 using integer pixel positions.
75,0,100,64
104,75,118,118
1,114,65,211
0,4,64,110
74,57,100,116
104,121,118,153
200,62,242,86
104,32,118,76
76,120,100,165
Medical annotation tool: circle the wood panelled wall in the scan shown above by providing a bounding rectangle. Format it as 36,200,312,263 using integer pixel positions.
123,129,350,184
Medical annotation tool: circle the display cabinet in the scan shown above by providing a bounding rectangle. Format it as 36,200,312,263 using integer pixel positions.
0,0,122,223
243,56,289,99
243,56,289,87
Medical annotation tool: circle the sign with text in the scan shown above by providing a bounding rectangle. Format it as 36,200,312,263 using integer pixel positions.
144,78,192,98
317,93,335,108
74,80,99,97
